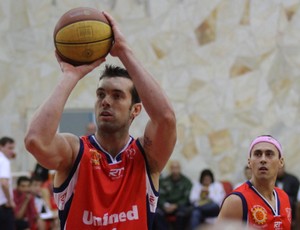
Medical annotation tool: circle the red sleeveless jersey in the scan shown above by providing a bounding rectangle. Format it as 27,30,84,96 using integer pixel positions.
228,181,291,229
53,135,158,230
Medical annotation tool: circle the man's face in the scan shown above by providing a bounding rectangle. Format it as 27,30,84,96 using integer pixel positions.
95,77,140,133
170,161,181,179
248,142,283,181
31,180,43,195
0,142,16,159
18,180,31,194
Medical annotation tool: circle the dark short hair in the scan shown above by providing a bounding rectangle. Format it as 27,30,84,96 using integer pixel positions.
199,169,215,184
17,176,31,186
0,136,14,146
31,174,44,183
99,64,141,104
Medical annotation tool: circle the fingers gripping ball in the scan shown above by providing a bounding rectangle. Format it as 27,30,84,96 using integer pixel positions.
54,7,113,66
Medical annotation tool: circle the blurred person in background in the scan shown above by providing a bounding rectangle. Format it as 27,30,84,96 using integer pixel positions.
276,165,299,229
85,122,97,135
154,160,192,230
0,136,16,230
234,165,252,189
31,175,59,230
13,176,41,230
189,169,225,229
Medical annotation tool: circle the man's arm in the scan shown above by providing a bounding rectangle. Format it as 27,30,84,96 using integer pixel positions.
24,55,104,176
217,194,243,221
0,178,14,208
14,192,32,219
104,12,177,176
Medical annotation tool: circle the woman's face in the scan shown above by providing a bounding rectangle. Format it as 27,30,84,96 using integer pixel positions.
202,175,212,186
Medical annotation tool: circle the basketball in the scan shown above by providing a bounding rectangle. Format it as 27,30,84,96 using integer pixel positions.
53,7,113,66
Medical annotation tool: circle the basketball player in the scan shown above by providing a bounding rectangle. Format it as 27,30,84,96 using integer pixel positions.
218,135,291,229
24,12,176,230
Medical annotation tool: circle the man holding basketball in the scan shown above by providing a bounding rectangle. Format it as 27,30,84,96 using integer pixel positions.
24,11,176,230
217,135,291,229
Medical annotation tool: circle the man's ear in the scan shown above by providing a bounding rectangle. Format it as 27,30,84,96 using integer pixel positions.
131,103,142,119
279,157,284,169
247,158,251,169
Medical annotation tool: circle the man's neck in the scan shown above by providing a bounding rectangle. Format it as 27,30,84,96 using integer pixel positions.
250,179,275,200
94,132,131,158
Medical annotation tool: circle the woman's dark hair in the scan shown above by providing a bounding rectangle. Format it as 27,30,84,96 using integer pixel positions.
199,169,214,184
99,64,141,104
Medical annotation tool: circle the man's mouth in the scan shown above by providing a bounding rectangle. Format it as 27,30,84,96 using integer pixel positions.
100,111,112,117
259,167,268,171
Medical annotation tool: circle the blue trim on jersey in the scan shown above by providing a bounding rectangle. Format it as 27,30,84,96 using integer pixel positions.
136,138,159,196
146,194,156,230
58,193,74,229
53,138,84,193
89,135,112,163
231,191,248,222
247,181,279,215
88,135,134,164
276,189,280,215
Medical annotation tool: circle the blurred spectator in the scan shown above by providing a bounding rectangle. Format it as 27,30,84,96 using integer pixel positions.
13,176,40,230
33,163,49,183
276,165,299,229
297,190,300,229
234,165,252,189
189,169,225,230
154,160,192,230
31,175,59,230
32,163,57,212
85,122,96,135
0,136,16,230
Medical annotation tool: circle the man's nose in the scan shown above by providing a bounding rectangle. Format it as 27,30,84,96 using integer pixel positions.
101,95,111,106
260,154,267,163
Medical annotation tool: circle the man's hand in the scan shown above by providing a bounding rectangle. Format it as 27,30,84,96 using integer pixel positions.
164,203,178,214
5,199,16,208
55,51,105,80
102,11,130,58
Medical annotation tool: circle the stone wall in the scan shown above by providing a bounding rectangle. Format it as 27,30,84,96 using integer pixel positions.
1,0,300,185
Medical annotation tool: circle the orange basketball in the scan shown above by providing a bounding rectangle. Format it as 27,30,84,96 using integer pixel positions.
53,7,113,66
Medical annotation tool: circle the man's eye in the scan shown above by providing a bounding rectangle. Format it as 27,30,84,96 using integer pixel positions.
254,152,262,157
113,94,121,99
98,93,105,98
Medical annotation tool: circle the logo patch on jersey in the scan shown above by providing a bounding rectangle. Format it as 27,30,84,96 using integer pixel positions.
149,194,156,206
251,205,267,225
274,221,283,230
125,148,136,159
286,207,292,223
90,149,102,169
109,167,125,180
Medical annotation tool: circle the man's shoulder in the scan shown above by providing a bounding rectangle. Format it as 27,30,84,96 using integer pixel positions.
286,172,299,182
275,186,290,197
0,153,9,165
180,174,192,184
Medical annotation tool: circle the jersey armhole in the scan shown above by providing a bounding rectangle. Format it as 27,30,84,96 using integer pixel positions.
231,192,248,222
53,137,84,193
135,139,159,196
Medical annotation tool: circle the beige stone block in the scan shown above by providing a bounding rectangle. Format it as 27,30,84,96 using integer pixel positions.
208,129,233,155
195,8,217,45
218,155,236,175
284,3,299,21
240,0,250,25
182,139,198,160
